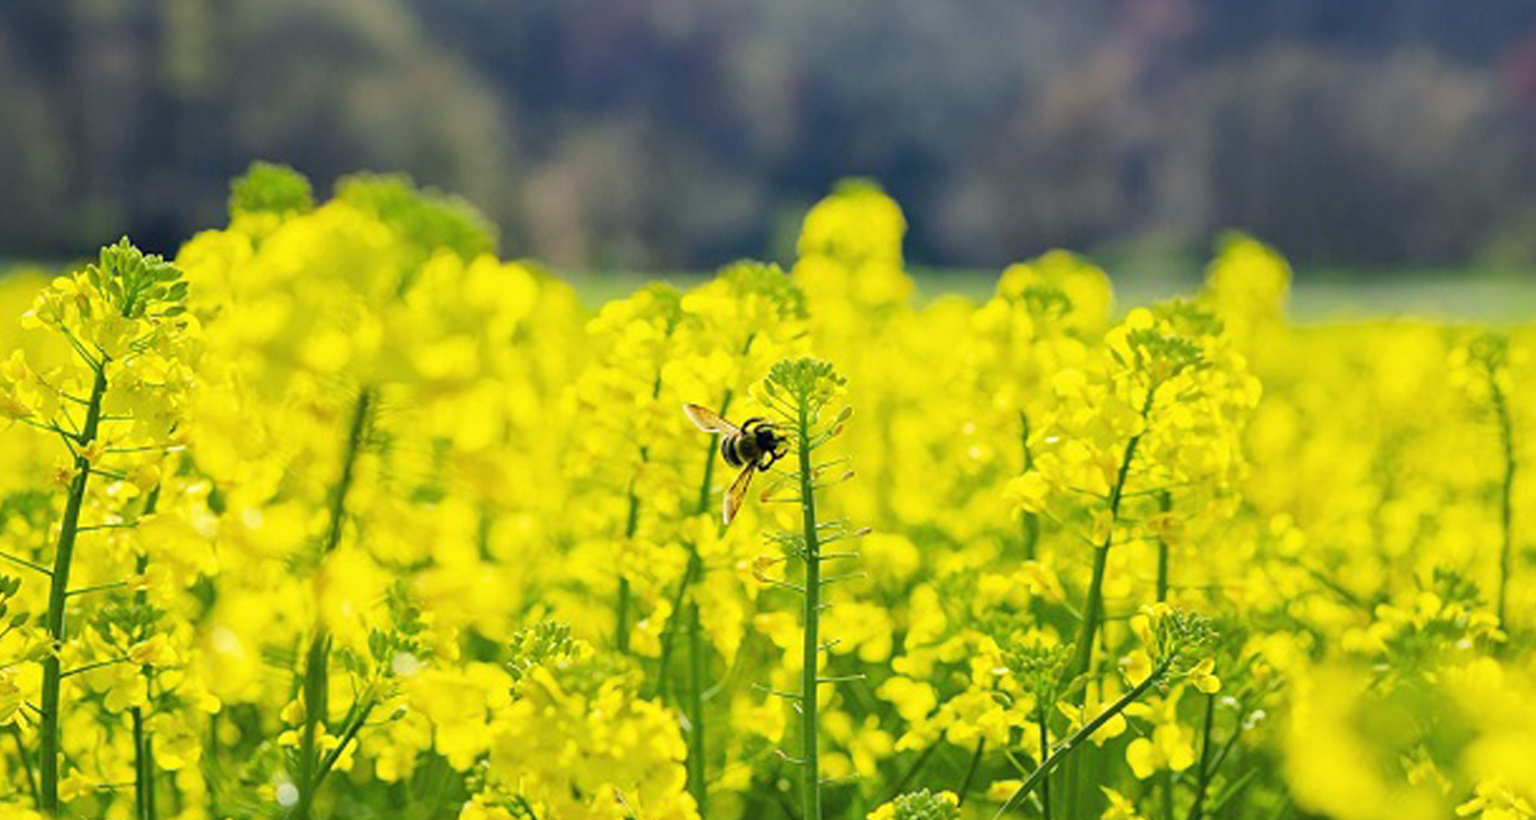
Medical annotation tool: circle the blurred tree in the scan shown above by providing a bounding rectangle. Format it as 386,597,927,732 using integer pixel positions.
2,0,1536,271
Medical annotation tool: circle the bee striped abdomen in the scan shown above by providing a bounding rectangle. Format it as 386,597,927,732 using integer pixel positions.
721,434,745,467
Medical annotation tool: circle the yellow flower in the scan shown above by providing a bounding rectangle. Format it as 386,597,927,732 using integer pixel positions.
1189,657,1222,694
128,634,182,668
0,671,20,724
1058,680,1127,746
1102,787,1149,820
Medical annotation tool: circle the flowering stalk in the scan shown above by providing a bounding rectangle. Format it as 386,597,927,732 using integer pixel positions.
651,387,743,818
1068,386,1157,683
131,489,160,820
1020,412,1039,560
1490,373,1516,627
1463,333,1518,626
30,241,193,815
38,364,107,815
1186,692,1218,820
957,737,986,805
680,389,733,818
794,391,825,820
1155,490,1172,603
293,386,372,820
617,374,666,655
685,600,708,817
1036,703,1051,820
755,358,852,820
994,657,1174,819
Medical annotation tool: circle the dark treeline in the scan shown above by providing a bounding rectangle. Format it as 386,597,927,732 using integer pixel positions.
3,0,1536,272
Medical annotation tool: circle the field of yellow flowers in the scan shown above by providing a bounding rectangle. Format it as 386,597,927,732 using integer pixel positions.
0,164,1531,820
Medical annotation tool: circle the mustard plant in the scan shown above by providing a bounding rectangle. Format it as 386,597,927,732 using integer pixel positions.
754,357,856,820
1068,312,1206,682
1458,332,1517,626
994,608,1218,819
292,385,373,820
869,788,961,820
10,239,196,815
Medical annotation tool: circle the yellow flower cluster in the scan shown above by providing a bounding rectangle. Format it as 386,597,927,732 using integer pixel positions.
0,166,1531,820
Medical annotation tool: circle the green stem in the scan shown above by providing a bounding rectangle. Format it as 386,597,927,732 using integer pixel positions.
1156,491,1172,603
322,389,372,557
133,709,148,820
11,725,37,806
882,736,943,804
144,727,158,820
39,364,108,816
957,737,986,806
131,528,158,820
652,557,698,699
616,476,642,654
0,550,54,576
1068,386,1157,685
795,401,823,820
686,601,708,819
616,574,632,654
993,659,1172,820
293,633,331,820
1492,378,1516,626
312,695,376,789
1186,694,1218,820
1036,707,1050,820
655,390,734,698
616,370,670,656
1020,412,1038,560
697,390,735,515
294,387,372,820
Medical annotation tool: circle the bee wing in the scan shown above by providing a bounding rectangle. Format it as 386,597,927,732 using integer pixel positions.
723,462,757,526
684,403,741,435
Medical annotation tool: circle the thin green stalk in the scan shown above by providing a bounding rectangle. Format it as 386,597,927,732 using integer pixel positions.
1206,767,1260,816
312,695,376,788
0,550,54,576
1491,379,1516,626
1020,412,1038,560
1036,706,1050,820
652,387,726,693
616,573,633,654
1068,387,1158,684
696,390,735,515
1186,694,1218,820
293,633,332,820
11,725,37,805
652,556,699,699
993,658,1172,820
616,474,644,654
686,601,708,818
795,401,823,820
1156,491,1172,603
204,713,222,816
957,738,986,806
322,390,372,557
656,388,744,817
882,737,942,804
133,710,148,820
143,731,158,820
131,502,158,820
617,373,669,655
293,387,372,820
39,364,108,815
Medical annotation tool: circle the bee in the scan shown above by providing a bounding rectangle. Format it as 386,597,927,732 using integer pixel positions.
684,403,789,526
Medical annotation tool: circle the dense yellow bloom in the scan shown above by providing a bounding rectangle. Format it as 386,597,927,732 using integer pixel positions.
0,169,1530,820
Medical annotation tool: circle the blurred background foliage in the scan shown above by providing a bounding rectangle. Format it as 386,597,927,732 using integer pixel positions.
4,0,1536,275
